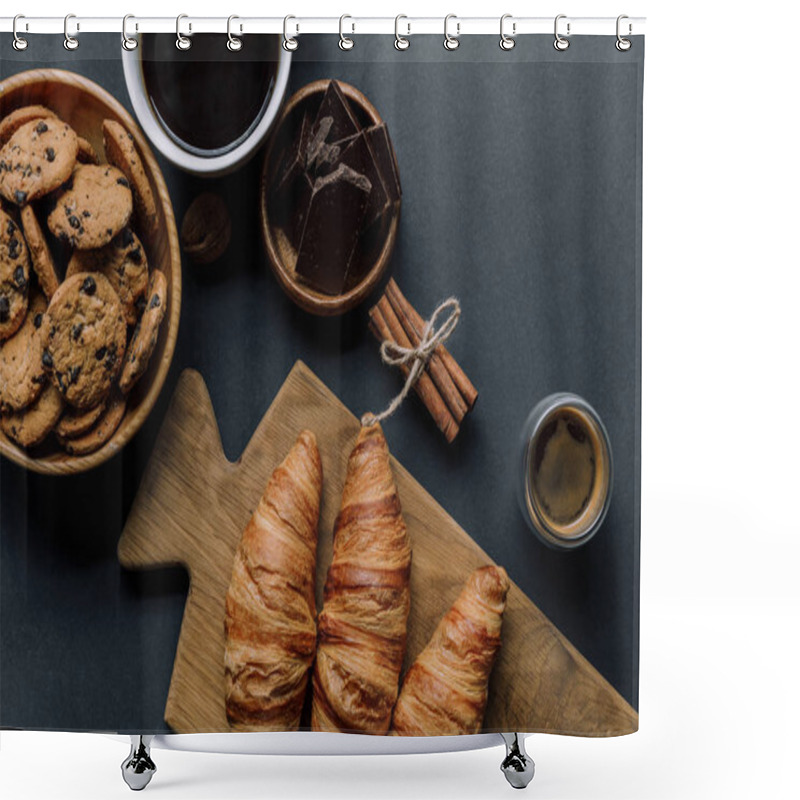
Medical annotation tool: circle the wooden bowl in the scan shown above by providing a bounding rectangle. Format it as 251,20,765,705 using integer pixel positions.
260,79,400,316
0,69,182,475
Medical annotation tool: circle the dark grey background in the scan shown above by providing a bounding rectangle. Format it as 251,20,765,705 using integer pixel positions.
0,34,643,733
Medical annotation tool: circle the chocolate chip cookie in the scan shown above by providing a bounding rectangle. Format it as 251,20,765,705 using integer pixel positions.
54,399,107,439
59,391,126,455
119,269,168,394
66,227,148,326
0,118,78,206
20,204,59,300
47,164,132,250
103,120,157,230
0,294,48,411
76,136,100,165
43,272,127,409
1,382,63,448
0,208,30,340
0,105,59,147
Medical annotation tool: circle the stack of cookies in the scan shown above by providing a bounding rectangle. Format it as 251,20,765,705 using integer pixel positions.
0,106,168,456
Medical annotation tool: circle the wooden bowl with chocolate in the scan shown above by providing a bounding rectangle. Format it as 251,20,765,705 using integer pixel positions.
0,69,181,475
260,79,401,316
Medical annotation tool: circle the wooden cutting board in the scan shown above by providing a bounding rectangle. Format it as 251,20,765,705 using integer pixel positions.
118,361,637,737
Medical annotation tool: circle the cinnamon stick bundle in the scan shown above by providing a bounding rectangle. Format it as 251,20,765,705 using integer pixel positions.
368,280,478,442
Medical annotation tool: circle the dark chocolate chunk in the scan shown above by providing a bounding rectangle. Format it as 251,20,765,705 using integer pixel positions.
95,346,107,361
149,293,161,310
68,215,81,230
13,265,26,288
45,147,56,162
278,172,314,250
305,116,336,171
35,121,49,134
80,276,96,296
71,323,84,341
364,124,402,203
329,131,390,228
273,112,311,195
294,164,370,296
313,80,361,145
33,313,43,329
67,365,81,385
14,190,27,205
41,350,53,368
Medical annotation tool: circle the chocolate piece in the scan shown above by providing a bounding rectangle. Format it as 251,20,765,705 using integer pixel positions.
312,81,360,146
335,132,390,227
273,112,311,195
305,116,335,171
294,164,371,296
364,124,402,203
285,172,314,250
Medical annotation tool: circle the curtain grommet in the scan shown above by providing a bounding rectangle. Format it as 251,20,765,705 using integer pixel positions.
63,14,79,51
283,15,298,51
500,14,516,51
12,15,28,51
176,14,192,51
121,14,138,51
227,15,242,51
554,14,570,51
615,14,632,51
444,14,460,51
394,14,410,51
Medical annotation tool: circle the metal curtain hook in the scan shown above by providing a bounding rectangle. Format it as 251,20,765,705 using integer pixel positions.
616,14,632,51
176,14,191,50
339,14,354,50
444,14,460,51
394,14,410,51
283,15,298,51
227,15,242,51
12,14,28,51
63,14,79,51
500,14,515,50
122,14,138,51
554,14,570,51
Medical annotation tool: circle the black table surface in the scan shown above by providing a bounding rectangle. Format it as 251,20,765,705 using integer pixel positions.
0,34,643,732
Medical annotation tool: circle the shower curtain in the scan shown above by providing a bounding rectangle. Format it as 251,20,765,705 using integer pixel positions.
0,27,643,739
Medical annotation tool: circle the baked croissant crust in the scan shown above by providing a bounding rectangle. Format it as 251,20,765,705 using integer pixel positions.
391,565,510,736
224,429,322,731
311,423,412,734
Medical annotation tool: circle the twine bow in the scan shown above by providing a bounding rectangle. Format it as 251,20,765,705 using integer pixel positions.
361,297,461,426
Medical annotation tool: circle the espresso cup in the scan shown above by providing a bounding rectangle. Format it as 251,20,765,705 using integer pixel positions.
122,33,291,177
517,393,613,550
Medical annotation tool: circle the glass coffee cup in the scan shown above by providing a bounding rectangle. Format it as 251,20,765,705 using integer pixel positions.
517,393,613,550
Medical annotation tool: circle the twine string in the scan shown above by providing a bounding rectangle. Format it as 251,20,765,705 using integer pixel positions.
361,297,461,426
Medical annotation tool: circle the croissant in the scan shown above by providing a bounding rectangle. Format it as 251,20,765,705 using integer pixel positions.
224,429,322,731
311,423,412,734
391,565,510,736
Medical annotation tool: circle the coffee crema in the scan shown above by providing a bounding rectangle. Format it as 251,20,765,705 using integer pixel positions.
141,34,280,155
519,394,612,548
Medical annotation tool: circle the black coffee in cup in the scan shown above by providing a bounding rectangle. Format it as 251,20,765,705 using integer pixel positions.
141,34,280,156
518,393,613,549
